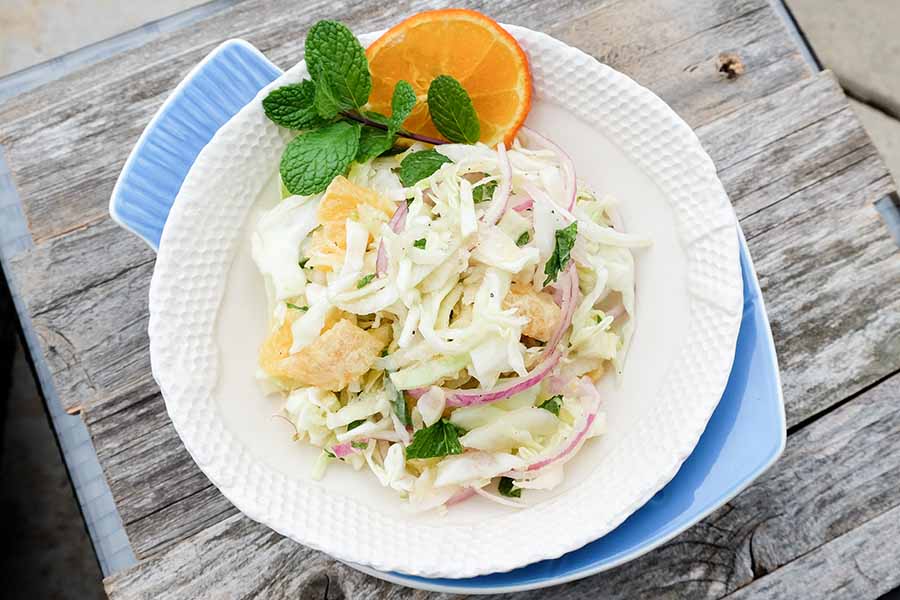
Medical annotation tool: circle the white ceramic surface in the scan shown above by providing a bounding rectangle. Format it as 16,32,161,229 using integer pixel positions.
148,25,742,578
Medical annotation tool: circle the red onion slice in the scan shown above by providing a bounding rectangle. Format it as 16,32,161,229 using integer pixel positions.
331,442,355,458
520,126,577,211
443,265,579,408
388,201,408,233
446,487,476,506
481,142,512,225
512,198,533,212
375,240,388,277
526,378,600,472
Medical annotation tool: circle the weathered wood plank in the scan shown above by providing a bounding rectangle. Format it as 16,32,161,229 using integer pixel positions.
0,0,808,245
724,506,900,599
106,371,900,598
82,72,898,560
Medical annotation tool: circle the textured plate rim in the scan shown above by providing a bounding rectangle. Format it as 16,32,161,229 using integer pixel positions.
148,25,743,578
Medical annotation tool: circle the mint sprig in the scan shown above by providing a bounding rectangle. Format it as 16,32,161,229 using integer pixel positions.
263,20,486,196
280,121,361,195
427,75,480,144
262,81,328,130
305,20,371,111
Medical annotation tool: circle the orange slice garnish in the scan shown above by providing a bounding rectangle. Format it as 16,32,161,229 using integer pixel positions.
366,9,532,147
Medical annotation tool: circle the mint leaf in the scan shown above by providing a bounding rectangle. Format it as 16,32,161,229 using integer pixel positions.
405,419,463,460
324,449,336,459
413,238,427,249
543,222,578,286
357,273,375,288
346,419,365,431
516,231,531,247
262,81,328,130
472,181,497,203
537,395,562,416
305,20,371,111
286,303,309,312
280,121,361,196
390,80,417,131
356,126,395,163
399,149,452,186
298,257,310,268
351,440,369,450
427,75,480,143
385,377,411,426
498,476,522,498
312,64,342,119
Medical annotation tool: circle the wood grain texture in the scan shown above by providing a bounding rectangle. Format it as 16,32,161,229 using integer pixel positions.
106,372,900,598
0,0,808,245
1,0,898,597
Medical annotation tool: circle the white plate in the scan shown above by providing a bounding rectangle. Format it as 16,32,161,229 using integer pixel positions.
148,25,741,578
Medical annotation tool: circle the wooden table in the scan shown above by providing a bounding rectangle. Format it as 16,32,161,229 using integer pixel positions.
2,0,899,597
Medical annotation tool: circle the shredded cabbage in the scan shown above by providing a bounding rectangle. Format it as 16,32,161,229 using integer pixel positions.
253,135,646,511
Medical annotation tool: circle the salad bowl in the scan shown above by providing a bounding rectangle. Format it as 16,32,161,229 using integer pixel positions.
111,24,784,592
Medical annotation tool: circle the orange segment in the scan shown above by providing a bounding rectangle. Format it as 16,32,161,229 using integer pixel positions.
366,9,532,147
308,176,395,271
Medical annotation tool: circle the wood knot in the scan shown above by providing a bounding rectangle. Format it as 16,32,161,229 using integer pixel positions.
717,52,745,79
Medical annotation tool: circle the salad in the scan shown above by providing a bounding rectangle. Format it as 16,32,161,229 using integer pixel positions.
251,11,649,511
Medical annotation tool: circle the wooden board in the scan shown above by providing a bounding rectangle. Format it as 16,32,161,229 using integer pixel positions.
0,0,898,597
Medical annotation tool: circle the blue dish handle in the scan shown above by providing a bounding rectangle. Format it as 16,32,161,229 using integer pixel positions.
108,40,283,251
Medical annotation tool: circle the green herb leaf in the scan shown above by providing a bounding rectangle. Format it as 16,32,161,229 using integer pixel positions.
390,80,417,130
413,238,427,249
379,348,389,358
399,149,452,186
351,440,369,450
356,126,395,163
346,419,365,431
427,75,480,143
385,376,411,426
537,395,562,416
286,303,309,312
543,222,578,287
498,476,522,498
472,181,497,204
323,449,336,459
405,419,464,460
356,273,375,288
594,311,606,324
312,64,342,119
298,257,310,268
305,20,371,111
280,121,361,195
516,231,531,247
262,81,328,130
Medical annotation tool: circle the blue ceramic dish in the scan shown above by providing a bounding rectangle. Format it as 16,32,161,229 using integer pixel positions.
110,39,785,594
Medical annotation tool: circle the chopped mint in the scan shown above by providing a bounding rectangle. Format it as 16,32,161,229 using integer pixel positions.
356,273,376,288
346,419,365,431
543,222,578,286
385,376,411,427
298,257,310,268
323,449,336,459
405,419,463,460
472,181,497,203
286,303,308,312
399,149,452,186
413,238,427,249
351,440,369,450
498,477,522,498
538,395,562,416
516,231,531,246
